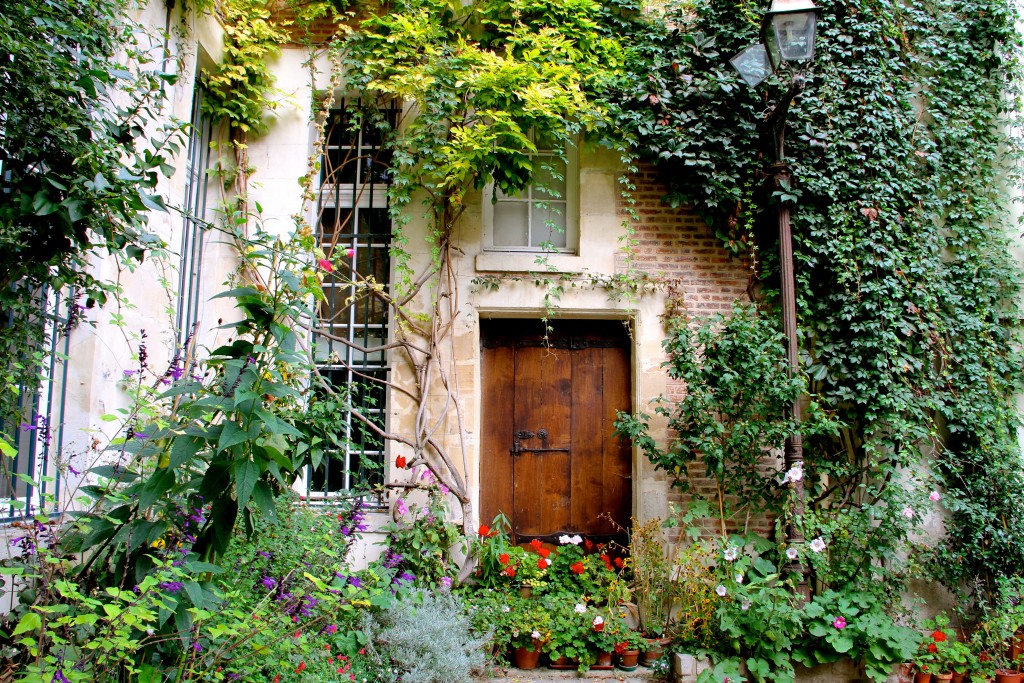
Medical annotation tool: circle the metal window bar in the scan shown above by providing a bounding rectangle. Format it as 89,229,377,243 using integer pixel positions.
176,83,213,352
1,288,70,522
309,100,397,507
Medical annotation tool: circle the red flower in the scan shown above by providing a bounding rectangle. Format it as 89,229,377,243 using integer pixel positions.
932,630,947,643
614,642,627,654
584,539,594,550
530,538,542,551
614,557,624,568
274,677,281,683
499,553,510,565
296,661,307,673
318,258,333,272
927,643,938,654
537,558,548,569
395,455,407,469
502,566,517,577
570,561,585,575
538,547,550,558
478,524,491,537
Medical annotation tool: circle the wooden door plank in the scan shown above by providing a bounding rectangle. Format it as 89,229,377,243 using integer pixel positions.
513,345,571,538
571,347,606,535
601,345,633,535
480,344,515,530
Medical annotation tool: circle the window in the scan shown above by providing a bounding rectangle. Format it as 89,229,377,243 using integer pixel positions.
483,133,578,253
176,83,212,352
1,289,70,522
307,101,397,504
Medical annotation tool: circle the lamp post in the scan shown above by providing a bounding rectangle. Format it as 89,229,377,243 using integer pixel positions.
729,0,820,595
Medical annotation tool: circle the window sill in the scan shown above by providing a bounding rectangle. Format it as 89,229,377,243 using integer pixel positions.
475,251,587,274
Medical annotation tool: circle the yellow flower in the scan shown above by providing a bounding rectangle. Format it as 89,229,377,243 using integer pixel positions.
151,538,166,549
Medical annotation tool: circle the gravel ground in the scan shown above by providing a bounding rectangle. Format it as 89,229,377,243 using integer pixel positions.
474,665,660,683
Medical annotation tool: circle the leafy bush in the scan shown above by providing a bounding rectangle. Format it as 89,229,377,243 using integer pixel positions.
358,590,488,683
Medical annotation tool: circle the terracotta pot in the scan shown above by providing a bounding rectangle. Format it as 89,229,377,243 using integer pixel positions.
914,672,932,683
933,674,953,683
996,670,1023,683
548,655,576,670
511,645,541,670
640,637,671,666
896,662,916,683
617,648,640,671
593,651,614,670
950,674,966,683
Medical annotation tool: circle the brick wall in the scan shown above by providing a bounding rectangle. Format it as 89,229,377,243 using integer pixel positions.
617,162,776,541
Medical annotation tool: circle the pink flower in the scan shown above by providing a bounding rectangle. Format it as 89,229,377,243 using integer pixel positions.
345,248,355,258
902,507,914,519
318,258,333,272
395,498,409,516
833,616,847,630
929,490,941,502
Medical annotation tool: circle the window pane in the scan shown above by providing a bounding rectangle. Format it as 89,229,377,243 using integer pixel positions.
493,202,529,247
530,203,567,248
533,157,566,200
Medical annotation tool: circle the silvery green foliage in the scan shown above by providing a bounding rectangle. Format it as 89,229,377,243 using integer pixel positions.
359,590,488,683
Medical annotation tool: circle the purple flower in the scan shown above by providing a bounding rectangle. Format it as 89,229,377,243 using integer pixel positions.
833,616,847,630
256,550,272,559
159,581,184,594
170,365,184,381
261,576,277,591
19,422,36,432
383,551,403,569
349,576,363,588
394,571,415,585
395,498,409,516
68,465,80,477
440,577,453,589
122,369,136,378
52,669,71,683
192,640,202,653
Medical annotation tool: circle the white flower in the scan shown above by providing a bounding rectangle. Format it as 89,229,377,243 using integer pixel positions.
929,490,941,502
782,462,804,484
902,506,914,520
574,603,587,614
809,537,826,553
558,534,572,545
532,630,542,640
785,547,799,561
716,584,727,597
741,600,751,611
593,616,604,626
146,628,155,636
735,573,744,584
570,534,583,545
501,605,511,613
723,546,738,561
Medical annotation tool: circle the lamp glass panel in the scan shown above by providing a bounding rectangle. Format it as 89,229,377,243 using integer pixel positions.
729,43,772,87
770,11,817,62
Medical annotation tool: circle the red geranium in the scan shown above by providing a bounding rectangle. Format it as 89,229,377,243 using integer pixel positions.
499,553,510,565
538,547,550,558
614,642,627,654
502,566,517,577
530,538,543,551
932,630,947,643
478,524,491,537
537,558,548,569
395,455,407,469
570,561,585,575
927,643,938,653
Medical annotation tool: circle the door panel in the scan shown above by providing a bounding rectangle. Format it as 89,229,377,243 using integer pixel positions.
481,319,632,543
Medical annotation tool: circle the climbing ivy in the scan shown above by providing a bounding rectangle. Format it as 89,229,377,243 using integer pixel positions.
603,0,1024,597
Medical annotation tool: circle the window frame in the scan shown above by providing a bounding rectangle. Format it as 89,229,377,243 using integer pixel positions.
481,137,580,255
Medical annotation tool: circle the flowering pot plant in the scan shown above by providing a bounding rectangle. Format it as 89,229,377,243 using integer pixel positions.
539,593,592,667
508,596,552,650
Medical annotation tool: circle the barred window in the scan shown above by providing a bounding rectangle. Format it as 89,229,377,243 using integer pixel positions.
307,101,397,504
1,289,70,522
176,82,213,352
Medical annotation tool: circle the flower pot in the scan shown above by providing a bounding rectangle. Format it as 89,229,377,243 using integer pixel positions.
640,637,671,666
617,649,640,671
511,646,541,670
950,674,966,683
914,672,932,683
896,663,915,683
548,655,576,670
933,674,953,683
996,670,1023,683
593,651,614,670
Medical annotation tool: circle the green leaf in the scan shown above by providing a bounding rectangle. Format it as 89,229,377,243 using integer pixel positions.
233,459,260,510
12,612,41,636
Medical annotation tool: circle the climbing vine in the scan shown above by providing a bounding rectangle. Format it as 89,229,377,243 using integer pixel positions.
603,0,1024,598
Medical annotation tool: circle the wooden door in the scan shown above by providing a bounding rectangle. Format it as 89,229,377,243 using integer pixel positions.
480,319,632,543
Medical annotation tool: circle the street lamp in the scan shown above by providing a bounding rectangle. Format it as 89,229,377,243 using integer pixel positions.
730,0,820,595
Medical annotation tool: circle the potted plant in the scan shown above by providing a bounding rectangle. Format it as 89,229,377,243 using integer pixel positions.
626,519,675,641
507,596,551,670
614,629,647,671
539,593,590,670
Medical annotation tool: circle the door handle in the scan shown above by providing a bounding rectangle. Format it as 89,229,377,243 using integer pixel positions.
517,447,570,454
